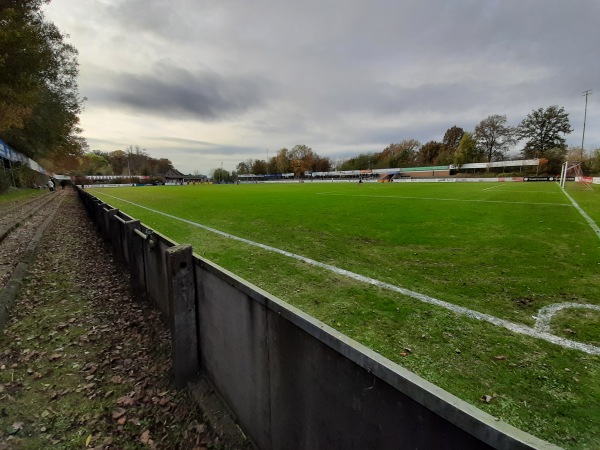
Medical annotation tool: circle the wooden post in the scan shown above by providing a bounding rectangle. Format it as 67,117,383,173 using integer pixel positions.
166,244,199,387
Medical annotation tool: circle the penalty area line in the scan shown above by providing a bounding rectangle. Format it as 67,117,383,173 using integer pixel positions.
96,191,600,355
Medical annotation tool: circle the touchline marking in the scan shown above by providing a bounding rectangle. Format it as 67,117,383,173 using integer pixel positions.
97,191,600,355
561,188,600,240
315,192,571,207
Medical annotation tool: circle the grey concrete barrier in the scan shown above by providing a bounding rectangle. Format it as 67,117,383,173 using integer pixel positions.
166,244,199,388
75,188,558,450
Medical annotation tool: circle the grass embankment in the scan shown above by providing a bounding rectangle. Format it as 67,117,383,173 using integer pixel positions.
90,182,600,448
0,193,219,449
0,189,45,209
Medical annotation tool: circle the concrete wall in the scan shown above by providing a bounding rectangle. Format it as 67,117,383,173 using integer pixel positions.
77,188,558,450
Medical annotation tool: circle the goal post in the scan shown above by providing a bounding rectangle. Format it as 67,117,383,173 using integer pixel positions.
560,161,593,190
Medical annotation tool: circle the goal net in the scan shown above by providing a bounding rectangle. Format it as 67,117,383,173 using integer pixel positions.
559,161,593,190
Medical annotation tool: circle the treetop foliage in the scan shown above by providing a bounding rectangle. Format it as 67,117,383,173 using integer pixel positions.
0,0,86,165
517,105,573,158
474,114,516,163
237,145,331,176
77,146,174,177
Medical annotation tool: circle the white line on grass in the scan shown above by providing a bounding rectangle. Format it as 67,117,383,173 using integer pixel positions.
560,188,600,240
482,184,504,191
97,191,600,355
316,192,571,207
486,190,566,195
535,302,600,332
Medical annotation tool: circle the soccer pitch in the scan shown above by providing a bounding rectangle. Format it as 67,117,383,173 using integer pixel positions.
90,181,600,448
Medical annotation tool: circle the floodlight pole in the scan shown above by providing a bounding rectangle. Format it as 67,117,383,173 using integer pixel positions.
581,89,592,160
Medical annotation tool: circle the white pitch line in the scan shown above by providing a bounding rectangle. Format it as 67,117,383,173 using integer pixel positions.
316,192,572,207
483,184,504,191
561,188,600,241
535,302,600,332
96,191,600,355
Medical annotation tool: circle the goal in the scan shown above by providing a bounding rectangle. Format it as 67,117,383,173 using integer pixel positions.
559,161,593,190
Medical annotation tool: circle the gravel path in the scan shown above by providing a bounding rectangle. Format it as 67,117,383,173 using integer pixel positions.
0,190,229,449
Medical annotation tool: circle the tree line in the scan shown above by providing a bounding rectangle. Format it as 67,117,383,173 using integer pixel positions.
234,106,600,176
76,146,174,177
235,144,332,177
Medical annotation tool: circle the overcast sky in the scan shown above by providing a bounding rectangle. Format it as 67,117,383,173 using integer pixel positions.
44,0,599,174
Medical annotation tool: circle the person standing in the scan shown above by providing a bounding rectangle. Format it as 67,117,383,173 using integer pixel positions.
47,178,55,191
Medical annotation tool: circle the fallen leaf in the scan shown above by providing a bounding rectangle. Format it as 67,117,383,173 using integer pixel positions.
117,395,135,406
494,355,506,360
112,408,126,419
85,434,92,446
140,429,151,444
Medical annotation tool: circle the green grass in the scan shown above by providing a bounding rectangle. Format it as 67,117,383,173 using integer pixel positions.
89,181,600,448
0,188,45,207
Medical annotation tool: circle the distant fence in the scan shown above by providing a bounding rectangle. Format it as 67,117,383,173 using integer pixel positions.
77,188,557,450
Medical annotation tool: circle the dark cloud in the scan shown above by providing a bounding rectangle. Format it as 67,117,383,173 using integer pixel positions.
91,62,271,120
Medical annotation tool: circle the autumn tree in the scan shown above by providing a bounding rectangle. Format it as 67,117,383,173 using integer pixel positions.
589,148,600,174
251,159,267,175
289,144,316,176
155,158,174,175
517,106,573,158
236,160,252,174
474,115,515,162
79,152,113,176
435,126,464,165
442,126,464,150
453,132,480,166
0,0,86,162
266,156,277,174
378,139,420,168
313,156,331,172
339,153,378,171
275,148,291,173
212,167,231,183
417,141,444,165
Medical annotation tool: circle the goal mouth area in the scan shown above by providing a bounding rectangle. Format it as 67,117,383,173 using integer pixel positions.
560,161,593,190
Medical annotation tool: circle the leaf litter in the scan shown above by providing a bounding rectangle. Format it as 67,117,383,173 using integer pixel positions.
0,191,225,449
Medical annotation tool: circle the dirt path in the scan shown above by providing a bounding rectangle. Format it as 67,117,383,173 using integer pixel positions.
0,190,224,449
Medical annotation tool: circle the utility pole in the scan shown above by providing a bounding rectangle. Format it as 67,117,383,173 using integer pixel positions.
581,89,592,160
